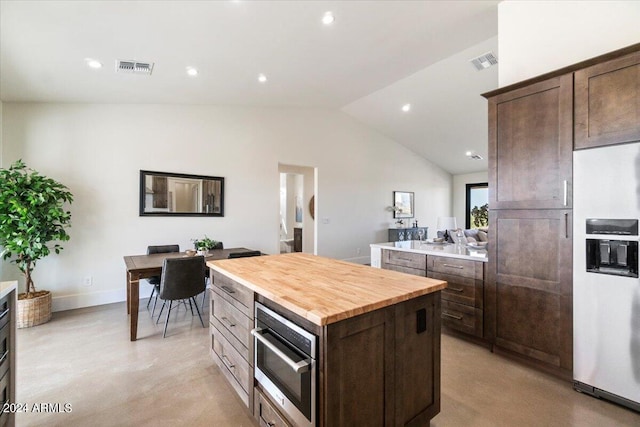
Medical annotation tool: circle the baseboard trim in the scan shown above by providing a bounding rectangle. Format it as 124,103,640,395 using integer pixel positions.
342,255,371,265
52,284,156,312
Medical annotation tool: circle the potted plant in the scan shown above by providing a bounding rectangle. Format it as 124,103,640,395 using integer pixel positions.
192,236,219,256
0,160,73,328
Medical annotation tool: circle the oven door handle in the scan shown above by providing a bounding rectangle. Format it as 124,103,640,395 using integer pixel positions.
251,328,310,374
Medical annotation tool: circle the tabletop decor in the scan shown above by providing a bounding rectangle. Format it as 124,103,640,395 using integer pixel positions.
192,236,220,255
0,160,73,328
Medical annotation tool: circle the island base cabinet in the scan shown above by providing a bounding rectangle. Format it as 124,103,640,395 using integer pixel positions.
254,387,293,427
323,292,440,427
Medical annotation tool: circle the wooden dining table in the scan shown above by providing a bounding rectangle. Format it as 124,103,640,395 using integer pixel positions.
123,247,256,341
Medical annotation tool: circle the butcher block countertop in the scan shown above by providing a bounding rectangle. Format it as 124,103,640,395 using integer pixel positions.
208,252,446,326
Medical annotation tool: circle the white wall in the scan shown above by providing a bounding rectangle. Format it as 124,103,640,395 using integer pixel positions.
499,0,640,86
453,171,488,230
0,103,451,310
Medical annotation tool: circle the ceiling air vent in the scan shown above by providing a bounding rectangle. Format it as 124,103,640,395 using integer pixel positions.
115,60,154,75
470,52,498,71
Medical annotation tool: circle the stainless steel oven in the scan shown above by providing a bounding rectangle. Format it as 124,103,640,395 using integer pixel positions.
252,302,317,427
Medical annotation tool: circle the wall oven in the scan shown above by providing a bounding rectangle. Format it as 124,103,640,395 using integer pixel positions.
252,302,317,427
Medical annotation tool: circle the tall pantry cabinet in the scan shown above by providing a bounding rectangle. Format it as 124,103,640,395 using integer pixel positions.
484,75,574,377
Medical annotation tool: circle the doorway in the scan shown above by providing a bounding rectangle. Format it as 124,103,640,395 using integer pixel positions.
278,164,316,254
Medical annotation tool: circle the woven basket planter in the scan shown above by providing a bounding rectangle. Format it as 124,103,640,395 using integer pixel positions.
17,291,52,328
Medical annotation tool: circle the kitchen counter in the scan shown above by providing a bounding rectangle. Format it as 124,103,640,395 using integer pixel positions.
371,240,488,262
208,252,446,326
207,252,443,426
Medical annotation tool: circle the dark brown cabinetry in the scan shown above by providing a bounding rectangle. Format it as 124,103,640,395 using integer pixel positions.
209,271,254,410
427,256,484,338
0,287,15,427
381,249,426,276
488,75,573,210
324,292,440,427
485,73,574,378
293,227,302,252
254,388,292,427
486,209,573,373
575,50,640,149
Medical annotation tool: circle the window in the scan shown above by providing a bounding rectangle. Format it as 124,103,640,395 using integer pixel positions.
466,183,488,229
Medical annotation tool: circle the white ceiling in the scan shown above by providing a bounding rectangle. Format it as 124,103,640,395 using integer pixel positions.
0,0,499,174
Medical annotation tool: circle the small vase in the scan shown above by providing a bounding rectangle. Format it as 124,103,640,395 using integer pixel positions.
197,249,208,256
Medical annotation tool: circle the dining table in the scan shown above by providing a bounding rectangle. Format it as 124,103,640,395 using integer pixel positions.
123,247,256,341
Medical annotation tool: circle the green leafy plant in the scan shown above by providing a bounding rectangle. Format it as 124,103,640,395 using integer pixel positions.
192,236,218,251
471,203,489,228
0,160,73,298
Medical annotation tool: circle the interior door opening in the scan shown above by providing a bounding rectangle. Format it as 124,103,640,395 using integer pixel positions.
278,164,316,255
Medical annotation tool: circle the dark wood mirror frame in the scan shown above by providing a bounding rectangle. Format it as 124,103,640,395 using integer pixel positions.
139,170,225,217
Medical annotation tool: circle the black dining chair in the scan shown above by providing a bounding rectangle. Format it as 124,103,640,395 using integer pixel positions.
155,256,206,338
146,244,180,316
228,250,262,259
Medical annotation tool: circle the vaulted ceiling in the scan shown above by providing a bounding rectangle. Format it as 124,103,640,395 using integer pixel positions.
0,0,500,174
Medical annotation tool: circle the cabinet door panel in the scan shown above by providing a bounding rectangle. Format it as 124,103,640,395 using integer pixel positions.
488,75,573,209
575,50,640,149
324,307,394,427
486,209,572,372
394,293,440,426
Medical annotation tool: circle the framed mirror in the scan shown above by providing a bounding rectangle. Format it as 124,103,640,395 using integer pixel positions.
139,170,224,217
393,191,414,219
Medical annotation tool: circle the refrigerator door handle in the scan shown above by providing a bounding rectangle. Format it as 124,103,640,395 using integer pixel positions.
565,213,569,239
563,180,568,206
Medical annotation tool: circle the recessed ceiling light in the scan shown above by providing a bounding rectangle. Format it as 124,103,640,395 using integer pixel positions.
186,67,198,77
258,73,268,83
401,103,411,112
85,59,102,69
466,151,484,160
322,11,335,25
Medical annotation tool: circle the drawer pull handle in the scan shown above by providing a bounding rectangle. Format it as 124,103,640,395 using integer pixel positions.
448,287,464,293
442,312,463,320
221,285,236,294
0,308,9,321
442,263,464,269
221,354,235,369
0,350,7,366
221,317,236,327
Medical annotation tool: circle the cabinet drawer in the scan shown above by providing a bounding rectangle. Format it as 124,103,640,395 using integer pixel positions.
428,271,482,308
0,369,9,427
210,324,252,403
254,388,293,427
428,256,482,280
381,263,425,277
211,288,252,354
211,270,253,317
383,250,426,270
441,300,482,337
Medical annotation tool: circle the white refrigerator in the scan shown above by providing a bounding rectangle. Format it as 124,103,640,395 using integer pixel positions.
573,142,640,411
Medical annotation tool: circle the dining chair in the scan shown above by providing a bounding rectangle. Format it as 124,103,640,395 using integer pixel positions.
146,244,180,316
228,250,262,259
155,256,206,338
201,250,261,310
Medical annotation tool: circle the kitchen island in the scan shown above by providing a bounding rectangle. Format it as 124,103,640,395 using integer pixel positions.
207,253,446,427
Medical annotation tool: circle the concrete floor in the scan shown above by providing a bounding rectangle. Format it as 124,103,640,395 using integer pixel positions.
16,300,640,426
